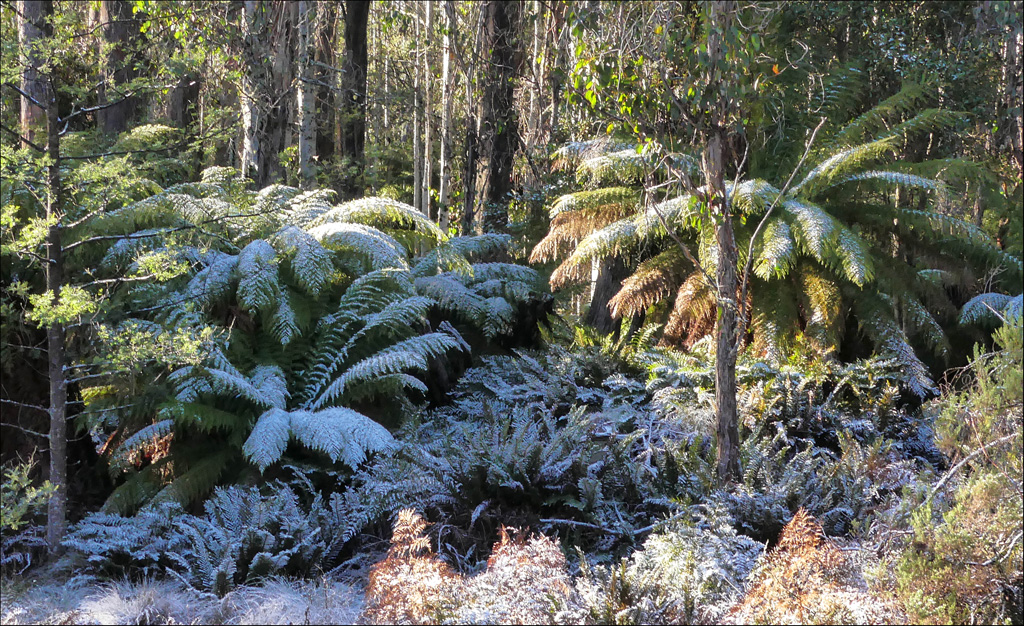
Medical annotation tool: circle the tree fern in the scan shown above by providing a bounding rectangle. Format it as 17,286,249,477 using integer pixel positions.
534,82,1005,377
92,173,540,509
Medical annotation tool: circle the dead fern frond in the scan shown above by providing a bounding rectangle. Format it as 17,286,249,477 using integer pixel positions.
361,509,458,625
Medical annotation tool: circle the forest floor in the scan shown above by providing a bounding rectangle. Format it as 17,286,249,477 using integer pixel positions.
1,574,364,625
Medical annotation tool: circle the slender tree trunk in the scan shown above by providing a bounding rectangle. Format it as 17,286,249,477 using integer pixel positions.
18,0,47,147
297,0,317,187
438,0,456,231
462,4,483,235
34,0,68,552
97,0,139,134
707,0,740,486
413,6,422,211
422,1,434,219
339,0,370,198
240,0,269,184
315,3,338,162
548,2,565,144
478,0,521,234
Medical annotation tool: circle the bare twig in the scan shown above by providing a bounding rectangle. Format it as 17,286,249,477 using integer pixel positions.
926,432,1020,504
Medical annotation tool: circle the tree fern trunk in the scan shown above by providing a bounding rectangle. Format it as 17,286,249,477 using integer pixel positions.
585,256,626,335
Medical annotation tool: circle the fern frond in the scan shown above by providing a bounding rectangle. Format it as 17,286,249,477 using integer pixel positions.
550,217,639,289
308,223,409,271
960,292,1021,324
151,449,232,507
272,225,333,296
829,170,948,196
308,330,464,410
752,279,800,363
186,252,239,308
249,365,289,410
412,240,474,278
415,274,488,323
243,408,292,472
311,197,446,245
792,137,899,197
635,194,699,238
161,402,240,434
609,247,687,319
662,271,715,346
829,82,929,147
548,187,639,218
291,408,395,467
111,419,174,471
754,219,796,280
284,189,337,227
902,296,949,357
530,208,627,263
467,263,539,285
854,296,936,397
729,179,778,216
237,240,280,314
799,264,844,349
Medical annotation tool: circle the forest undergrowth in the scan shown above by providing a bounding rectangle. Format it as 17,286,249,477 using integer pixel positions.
3,315,1020,625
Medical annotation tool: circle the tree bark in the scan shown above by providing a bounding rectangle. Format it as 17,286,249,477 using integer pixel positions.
17,0,48,147
35,0,68,552
461,6,483,235
422,1,434,219
477,0,521,234
239,0,296,187
339,0,370,199
97,0,140,134
315,3,338,162
297,0,317,188
707,0,740,486
585,256,627,334
438,0,456,231
412,5,422,211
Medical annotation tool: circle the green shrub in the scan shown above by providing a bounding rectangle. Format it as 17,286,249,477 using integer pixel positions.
893,318,1023,624
0,455,55,572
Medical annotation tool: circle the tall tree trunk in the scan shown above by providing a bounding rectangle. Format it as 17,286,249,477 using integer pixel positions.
97,0,139,134
18,0,47,147
412,6,422,211
34,0,68,552
239,1,296,187
240,0,270,184
422,1,434,219
548,2,565,144
438,0,457,231
315,3,338,161
339,0,370,199
297,0,317,187
477,0,521,234
707,0,740,486
461,6,483,235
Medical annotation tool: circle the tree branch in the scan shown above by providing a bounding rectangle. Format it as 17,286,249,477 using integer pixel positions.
0,122,46,153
